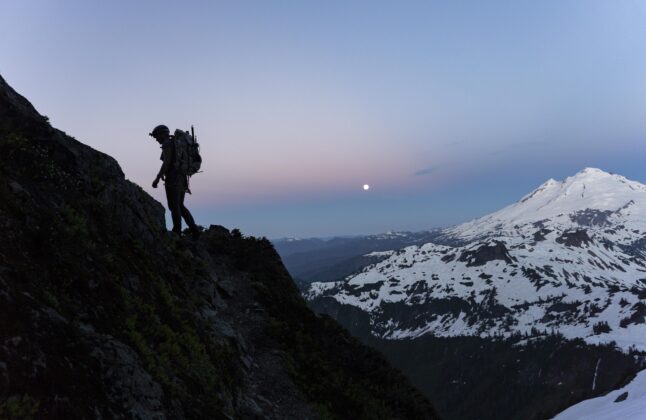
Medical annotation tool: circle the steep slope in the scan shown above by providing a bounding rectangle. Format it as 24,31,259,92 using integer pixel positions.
0,74,438,419
306,168,646,419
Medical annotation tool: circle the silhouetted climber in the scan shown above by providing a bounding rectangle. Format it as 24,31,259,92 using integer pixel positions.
150,124,200,239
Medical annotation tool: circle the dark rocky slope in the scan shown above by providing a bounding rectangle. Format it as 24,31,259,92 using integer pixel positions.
0,74,439,419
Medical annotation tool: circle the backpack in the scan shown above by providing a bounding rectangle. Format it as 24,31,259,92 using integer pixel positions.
172,127,202,176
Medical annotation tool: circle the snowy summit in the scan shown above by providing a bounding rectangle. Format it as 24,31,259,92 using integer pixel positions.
445,168,646,243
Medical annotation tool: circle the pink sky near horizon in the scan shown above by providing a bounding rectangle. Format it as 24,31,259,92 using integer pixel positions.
3,1,646,236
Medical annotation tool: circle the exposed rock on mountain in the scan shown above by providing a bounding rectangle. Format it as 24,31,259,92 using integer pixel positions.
0,74,438,419
458,241,514,267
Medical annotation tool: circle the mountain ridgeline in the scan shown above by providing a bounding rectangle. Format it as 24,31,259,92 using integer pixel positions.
306,169,646,419
0,75,439,419
273,231,443,289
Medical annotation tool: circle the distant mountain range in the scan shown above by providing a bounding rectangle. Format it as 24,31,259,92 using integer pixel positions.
302,168,646,419
273,230,442,288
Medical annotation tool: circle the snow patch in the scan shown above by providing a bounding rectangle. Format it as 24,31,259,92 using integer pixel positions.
553,369,646,420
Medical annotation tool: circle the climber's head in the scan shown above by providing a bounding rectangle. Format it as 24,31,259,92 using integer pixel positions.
149,124,170,143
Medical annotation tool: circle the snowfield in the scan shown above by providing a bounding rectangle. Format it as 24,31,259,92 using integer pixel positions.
553,369,646,420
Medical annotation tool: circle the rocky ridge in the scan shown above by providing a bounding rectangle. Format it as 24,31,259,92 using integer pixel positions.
0,74,438,419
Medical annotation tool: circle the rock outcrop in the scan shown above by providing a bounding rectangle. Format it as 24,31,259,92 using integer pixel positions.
0,74,439,419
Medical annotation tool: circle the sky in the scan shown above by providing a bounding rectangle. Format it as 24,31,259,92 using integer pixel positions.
2,1,646,238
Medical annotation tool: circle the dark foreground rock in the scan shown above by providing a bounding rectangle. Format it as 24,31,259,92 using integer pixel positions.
0,74,439,419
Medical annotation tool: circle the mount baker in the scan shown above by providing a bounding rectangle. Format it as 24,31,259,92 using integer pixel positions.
306,168,646,351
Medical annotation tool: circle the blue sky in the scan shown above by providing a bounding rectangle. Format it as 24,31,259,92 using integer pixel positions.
2,1,646,237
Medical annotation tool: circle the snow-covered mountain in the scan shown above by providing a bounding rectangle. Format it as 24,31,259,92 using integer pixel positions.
442,167,646,245
306,168,646,351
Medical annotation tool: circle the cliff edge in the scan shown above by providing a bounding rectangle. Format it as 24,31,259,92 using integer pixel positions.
0,75,439,419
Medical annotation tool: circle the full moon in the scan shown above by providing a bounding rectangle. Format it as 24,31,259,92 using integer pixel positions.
363,184,370,191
